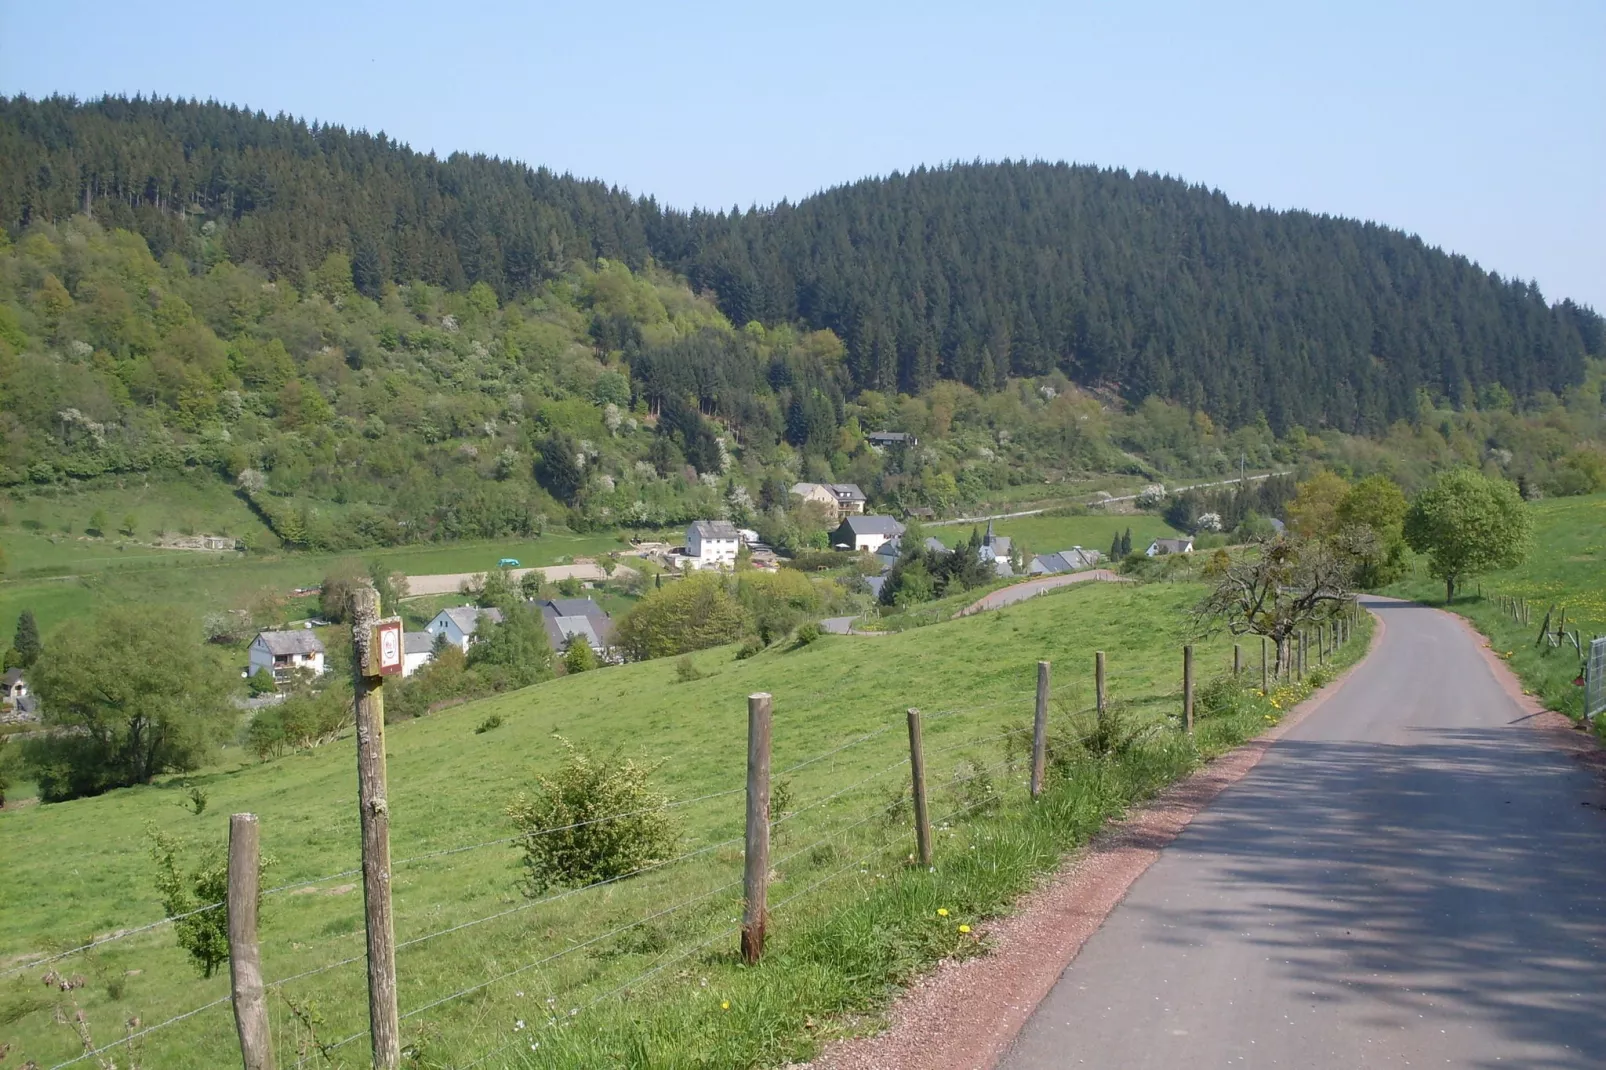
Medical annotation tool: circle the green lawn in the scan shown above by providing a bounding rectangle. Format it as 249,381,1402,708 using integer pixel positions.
0,579,1295,1068
1387,492,1606,723
931,512,1181,561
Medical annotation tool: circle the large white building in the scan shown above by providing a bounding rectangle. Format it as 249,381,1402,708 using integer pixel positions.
686,520,740,569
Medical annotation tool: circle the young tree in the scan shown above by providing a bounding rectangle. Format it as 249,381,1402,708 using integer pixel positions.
536,431,586,504
563,639,598,674
1286,471,1352,538
87,509,109,537
1336,475,1409,587
1193,536,1357,673
615,573,751,660
13,610,41,668
25,610,231,800
466,604,554,690
1403,469,1532,603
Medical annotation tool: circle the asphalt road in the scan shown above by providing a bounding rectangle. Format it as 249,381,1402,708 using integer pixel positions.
1000,597,1606,1070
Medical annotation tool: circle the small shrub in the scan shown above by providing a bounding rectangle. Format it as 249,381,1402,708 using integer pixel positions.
674,656,704,683
505,737,678,894
180,784,209,816
735,636,764,660
792,622,822,648
1306,666,1333,688
474,714,504,735
563,641,598,675
246,668,278,696
946,755,1001,816
147,825,271,978
1194,674,1249,719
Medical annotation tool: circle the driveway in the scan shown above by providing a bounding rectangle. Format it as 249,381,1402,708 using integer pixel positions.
1000,597,1606,1069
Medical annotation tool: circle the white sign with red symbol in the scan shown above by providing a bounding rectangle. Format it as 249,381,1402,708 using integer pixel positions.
370,618,404,676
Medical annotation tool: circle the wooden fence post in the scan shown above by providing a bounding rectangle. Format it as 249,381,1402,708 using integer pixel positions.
1261,636,1269,693
1319,623,1327,666
1233,643,1242,678
1183,645,1194,735
228,814,272,1070
1031,661,1050,798
1095,651,1107,725
907,709,932,865
1298,631,1306,680
351,586,400,1070
742,692,773,964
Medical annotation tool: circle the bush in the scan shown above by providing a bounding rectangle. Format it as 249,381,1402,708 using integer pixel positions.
504,738,678,894
675,656,705,683
146,825,270,978
1194,674,1250,719
475,714,504,734
563,640,598,674
246,668,278,696
792,622,823,647
616,573,751,660
735,636,764,660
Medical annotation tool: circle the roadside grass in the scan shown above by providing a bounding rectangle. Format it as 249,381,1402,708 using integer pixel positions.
1386,492,1606,726
0,580,1376,1068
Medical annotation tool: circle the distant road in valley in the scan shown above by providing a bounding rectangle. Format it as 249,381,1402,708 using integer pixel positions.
928,471,1285,527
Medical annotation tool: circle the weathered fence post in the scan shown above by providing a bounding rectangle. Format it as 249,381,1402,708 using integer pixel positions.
352,586,400,1070
742,692,773,964
1319,623,1327,666
1261,636,1269,693
1183,645,1194,735
1233,643,1242,677
907,708,932,865
1298,631,1307,680
1095,650,1107,725
228,814,272,1070
1031,661,1051,798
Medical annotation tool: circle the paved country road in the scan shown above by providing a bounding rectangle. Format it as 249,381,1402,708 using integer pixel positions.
958,569,1128,615
1001,597,1606,1070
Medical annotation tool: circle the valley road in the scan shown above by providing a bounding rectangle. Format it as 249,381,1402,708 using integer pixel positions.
1001,597,1606,1070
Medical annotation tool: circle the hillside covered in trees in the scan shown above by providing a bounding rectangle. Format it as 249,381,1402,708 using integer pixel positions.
5,94,1601,436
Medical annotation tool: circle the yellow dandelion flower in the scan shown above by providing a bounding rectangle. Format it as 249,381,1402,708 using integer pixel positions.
937,908,949,917
721,1001,730,1010
958,924,971,934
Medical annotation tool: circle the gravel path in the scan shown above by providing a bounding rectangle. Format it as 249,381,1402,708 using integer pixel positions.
805,597,1606,1070
957,569,1127,616
405,562,631,597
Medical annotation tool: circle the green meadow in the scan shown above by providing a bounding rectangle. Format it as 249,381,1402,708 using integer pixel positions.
0,578,1368,1069
931,511,1182,560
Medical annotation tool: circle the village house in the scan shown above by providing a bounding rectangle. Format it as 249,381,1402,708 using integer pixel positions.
402,632,436,677
789,482,867,520
425,606,505,652
865,431,918,450
248,629,327,679
1146,536,1196,557
2,668,28,707
686,519,741,569
1027,546,1104,575
833,515,905,554
533,597,615,657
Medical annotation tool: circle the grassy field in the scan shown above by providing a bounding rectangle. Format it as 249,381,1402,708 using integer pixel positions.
0,578,1371,1068
1387,492,1606,724
931,511,1181,561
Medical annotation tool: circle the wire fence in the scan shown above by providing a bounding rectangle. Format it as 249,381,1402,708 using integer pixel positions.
3,634,1301,1069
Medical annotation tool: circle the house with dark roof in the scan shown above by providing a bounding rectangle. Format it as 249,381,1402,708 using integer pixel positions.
2,668,28,707
866,431,918,449
248,629,327,679
1145,536,1196,557
1027,546,1104,576
789,483,867,519
425,606,505,652
534,598,615,657
832,515,905,554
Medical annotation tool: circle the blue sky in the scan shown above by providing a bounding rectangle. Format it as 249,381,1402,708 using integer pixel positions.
3,0,1602,309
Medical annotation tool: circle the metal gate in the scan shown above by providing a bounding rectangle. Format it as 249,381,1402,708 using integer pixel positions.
1588,637,1606,722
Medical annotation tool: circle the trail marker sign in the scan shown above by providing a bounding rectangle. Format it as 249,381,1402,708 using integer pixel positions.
367,617,404,677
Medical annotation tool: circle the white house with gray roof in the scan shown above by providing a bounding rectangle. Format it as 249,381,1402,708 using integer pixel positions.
832,515,905,554
402,632,436,677
686,520,740,569
248,629,326,679
425,606,505,652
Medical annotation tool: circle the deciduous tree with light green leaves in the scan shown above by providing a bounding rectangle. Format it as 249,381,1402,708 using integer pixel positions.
1403,469,1532,603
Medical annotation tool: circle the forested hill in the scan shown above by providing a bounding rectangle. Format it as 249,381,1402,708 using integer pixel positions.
3,95,1601,432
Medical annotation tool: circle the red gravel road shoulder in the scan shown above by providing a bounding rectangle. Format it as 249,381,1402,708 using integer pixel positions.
796,609,1385,1070
957,569,1128,616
